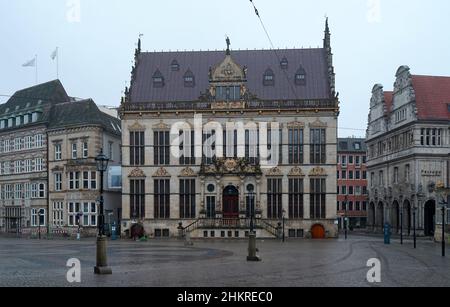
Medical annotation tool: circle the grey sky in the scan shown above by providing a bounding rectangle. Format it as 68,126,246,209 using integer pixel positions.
1,0,449,137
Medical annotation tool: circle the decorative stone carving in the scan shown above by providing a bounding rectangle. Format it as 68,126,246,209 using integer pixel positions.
287,121,305,129
179,167,196,177
128,121,146,131
129,168,146,178
152,121,170,130
199,158,262,176
309,118,328,128
211,101,246,110
152,167,171,177
288,166,305,177
266,167,283,177
309,167,327,177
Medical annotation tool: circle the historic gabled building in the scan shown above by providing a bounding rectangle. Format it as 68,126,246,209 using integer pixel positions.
366,66,450,240
47,99,122,236
337,138,368,229
120,20,340,239
0,80,70,234
0,80,122,237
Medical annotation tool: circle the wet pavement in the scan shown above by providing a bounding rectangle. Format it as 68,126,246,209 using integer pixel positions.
0,235,449,287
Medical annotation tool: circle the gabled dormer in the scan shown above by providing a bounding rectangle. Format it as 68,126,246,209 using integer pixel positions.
390,66,417,129
367,84,389,138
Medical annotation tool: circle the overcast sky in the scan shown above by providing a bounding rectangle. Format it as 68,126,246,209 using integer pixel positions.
1,0,449,137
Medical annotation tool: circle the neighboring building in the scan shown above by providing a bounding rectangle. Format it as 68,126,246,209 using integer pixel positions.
47,99,122,236
0,80,70,234
0,80,122,237
337,138,368,229
120,20,340,239
366,66,450,241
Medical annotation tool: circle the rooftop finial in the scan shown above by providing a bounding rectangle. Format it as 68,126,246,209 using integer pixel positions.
226,36,231,55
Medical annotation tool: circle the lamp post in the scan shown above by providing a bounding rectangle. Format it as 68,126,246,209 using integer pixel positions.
282,209,286,243
435,182,449,258
413,206,417,249
249,190,256,234
344,195,348,240
38,209,45,240
94,149,112,275
400,201,404,245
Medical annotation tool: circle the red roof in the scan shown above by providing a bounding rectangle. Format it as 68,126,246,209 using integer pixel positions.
412,75,450,120
384,91,393,113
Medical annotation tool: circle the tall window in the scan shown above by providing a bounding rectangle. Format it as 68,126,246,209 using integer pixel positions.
82,202,97,227
55,173,62,191
289,178,304,219
310,178,326,219
35,158,44,172
71,143,77,159
52,202,64,227
35,134,44,148
421,128,442,146
206,196,216,219
267,178,282,219
83,142,89,159
154,131,170,165
68,202,80,227
154,179,170,219
267,128,282,165
202,130,216,165
25,136,33,150
14,161,22,174
393,167,399,184
130,131,145,166
180,179,196,219
69,172,80,190
288,128,304,164
108,142,113,161
405,164,410,183
31,209,46,227
245,129,259,165
310,129,326,164
55,144,62,161
130,180,145,219
180,130,195,165
82,172,96,190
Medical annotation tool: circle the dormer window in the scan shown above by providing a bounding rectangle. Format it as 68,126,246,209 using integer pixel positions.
295,67,307,86
152,69,165,88
280,58,288,70
263,68,275,86
183,69,195,87
171,60,180,71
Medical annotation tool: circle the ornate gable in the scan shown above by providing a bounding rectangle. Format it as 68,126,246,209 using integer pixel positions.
210,55,246,83
152,167,171,178
309,118,328,128
309,167,327,177
266,167,283,177
128,121,146,131
179,167,197,177
129,168,146,178
288,167,305,177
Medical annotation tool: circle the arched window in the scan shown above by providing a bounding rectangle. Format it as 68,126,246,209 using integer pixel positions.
183,69,195,87
171,60,180,71
295,67,307,86
263,68,275,86
152,69,165,88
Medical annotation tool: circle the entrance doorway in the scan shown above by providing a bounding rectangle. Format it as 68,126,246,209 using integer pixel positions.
424,200,436,236
311,224,326,239
223,186,239,219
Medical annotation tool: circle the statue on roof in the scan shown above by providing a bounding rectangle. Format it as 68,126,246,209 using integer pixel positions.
226,36,231,55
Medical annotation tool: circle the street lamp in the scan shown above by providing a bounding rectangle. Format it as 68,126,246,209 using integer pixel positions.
282,209,286,243
247,185,260,262
413,206,417,249
94,149,112,275
435,182,449,258
38,209,45,240
248,190,256,234
344,195,348,240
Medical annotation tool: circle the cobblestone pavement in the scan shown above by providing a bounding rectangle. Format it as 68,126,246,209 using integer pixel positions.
0,235,449,287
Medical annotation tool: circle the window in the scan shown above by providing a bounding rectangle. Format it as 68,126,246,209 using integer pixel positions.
202,130,216,165
52,202,64,227
349,171,354,180
267,178,282,219
14,184,23,200
363,171,367,180
355,186,361,195
370,172,375,187
69,172,80,190
379,171,384,186
154,179,170,219
354,142,361,150
130,180,145,219
215,86,241,101
349,201,354,211
5,184,12,199
206,196,216,219
55,144,62,161
363,202,368,211
130,131,145,166
180,179,196,219
295,67,306,86
421,128,442,146
280,58,288,70
341,155,347,166
25,136,33,150
180,130,195,165
38,183,45,198
35,158,43,171
310,179,326,219
3,161,10,175
171,60,180,71
83,142,89,159
355,156,361,166
342,171,347,179
71,143,77,159
183,70,195,87
55,173,62,191
349,186,354,195
82,202,97,227
14,138,21,151
14,161,22,174
154,131,170,165
288,128,304,164
356,201,361,211
405,164,410,183
68,202,81,227
263,69,275,86
311,129,326,164
152,70,165,88
393,167,399,184
337,171,340,179
4,139,10,153
35,134,44,148
289,178,304,219
341,186,347,195
31,209,46,227
348,155,354,164
356,170,361,180
91,172,97,190
83,172,89,189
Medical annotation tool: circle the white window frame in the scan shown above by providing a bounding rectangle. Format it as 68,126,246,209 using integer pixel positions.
69,172,80,190
55,173,63,191
68,202,81,227
52,202,64,227
82,202,97,227
25,159,33,173
31,208,46,227
35,134,44,148
35,158,43,172
55,144,62,161
72,143,78,159
82,142,88,158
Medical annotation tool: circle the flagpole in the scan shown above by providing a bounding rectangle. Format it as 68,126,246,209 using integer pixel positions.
56,47,59,80
35,55,38,85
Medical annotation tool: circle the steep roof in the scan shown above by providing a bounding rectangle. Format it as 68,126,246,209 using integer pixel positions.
338,138,367,153
49,99,121,135
412,75,450,120
0,80,69,114
130,48,331,103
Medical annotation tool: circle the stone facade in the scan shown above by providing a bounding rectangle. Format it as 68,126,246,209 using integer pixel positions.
366,66,450,240
120,21,340,239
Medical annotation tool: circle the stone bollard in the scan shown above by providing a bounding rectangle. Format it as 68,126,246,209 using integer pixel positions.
247,233,261,262
185,231,194,246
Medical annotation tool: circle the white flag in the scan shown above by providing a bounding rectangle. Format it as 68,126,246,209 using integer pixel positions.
51,48,58,60
22,58,36,67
